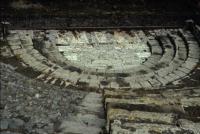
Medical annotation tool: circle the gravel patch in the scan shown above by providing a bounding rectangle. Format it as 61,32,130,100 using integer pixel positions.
0,62,88,134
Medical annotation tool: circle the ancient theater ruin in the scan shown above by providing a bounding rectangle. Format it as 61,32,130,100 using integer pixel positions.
0,0,200,134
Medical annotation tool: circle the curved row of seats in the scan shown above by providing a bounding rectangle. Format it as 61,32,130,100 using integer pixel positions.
117,29,199,89
6,28,199,90
74,29,197,89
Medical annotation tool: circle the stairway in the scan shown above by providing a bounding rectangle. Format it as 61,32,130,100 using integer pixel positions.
59,92,106,134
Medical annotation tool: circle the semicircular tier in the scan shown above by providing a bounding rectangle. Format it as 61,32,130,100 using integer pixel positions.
6,27,200,90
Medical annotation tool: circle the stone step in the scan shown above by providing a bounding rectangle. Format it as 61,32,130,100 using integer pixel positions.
104,87,200,100
107,108,175,125
110,122,194,134
77,105,105,118
105,97,183,114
